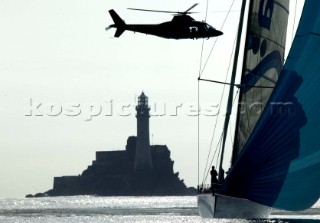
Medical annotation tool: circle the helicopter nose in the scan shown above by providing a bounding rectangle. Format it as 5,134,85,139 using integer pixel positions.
214,30,223,36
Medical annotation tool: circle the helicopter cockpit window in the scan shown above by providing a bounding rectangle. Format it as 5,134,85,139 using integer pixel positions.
205,24,213,30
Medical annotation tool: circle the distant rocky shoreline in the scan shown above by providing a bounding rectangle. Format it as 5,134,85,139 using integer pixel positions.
26,137,196,198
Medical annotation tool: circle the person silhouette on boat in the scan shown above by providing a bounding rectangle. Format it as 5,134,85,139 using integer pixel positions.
210,166,218,192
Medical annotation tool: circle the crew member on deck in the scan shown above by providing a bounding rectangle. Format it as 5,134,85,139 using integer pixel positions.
210,166,218,192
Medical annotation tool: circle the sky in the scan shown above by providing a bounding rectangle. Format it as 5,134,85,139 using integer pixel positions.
0,0,304,198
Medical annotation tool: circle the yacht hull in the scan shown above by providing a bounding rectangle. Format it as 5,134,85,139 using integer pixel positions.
197,193,272,218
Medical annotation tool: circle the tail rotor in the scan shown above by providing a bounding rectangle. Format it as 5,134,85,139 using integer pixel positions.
106,10,126,38
105,25,113,31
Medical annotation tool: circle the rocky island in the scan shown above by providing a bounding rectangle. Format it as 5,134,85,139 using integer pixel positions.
27,92,196,197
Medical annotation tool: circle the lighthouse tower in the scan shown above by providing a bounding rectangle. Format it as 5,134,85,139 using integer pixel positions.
134,92,153,176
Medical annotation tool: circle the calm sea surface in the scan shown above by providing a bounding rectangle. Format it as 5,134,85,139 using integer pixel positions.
0,196,319,223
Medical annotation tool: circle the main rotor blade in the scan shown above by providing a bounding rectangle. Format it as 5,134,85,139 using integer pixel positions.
128,5,198,15
128,8,179,14
184,3,199,13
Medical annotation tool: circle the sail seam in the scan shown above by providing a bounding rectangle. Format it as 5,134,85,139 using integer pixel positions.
249,33,286,49
274,1,289,14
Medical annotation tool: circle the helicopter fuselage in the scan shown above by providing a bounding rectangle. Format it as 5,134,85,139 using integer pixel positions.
108,10,223,39
125,20,223,39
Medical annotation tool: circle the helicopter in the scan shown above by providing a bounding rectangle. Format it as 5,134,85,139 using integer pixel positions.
106,4,223,40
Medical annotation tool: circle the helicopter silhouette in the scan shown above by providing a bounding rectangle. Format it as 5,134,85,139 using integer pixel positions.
106,4,223,39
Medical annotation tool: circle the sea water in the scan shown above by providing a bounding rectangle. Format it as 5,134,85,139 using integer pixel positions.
0,196,319,223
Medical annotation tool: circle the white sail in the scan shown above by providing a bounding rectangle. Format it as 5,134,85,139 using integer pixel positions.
232,0,289,163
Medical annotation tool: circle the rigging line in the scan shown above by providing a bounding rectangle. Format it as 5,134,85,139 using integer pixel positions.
197,0,210,190
292,0,298,41
204,132,223,183
232,88,240,107
199,40,206,76
228,89,240,145
197,4,208,189
215,138,222,172
197,0,209,75
218,92,240,174
218,0,248,182
197,0,210,73
197,12,207,191
209,10,240,13
201,34,237,185
199,78,275,89
201,30,238,184
199,78,232,85
203,132,223,183
199,38,218,78
197,0,209,74
197,79,200,192
199,0,236,78
205,0,209,21
197,0,210,187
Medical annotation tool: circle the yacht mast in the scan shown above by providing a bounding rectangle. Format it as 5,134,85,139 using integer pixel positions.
218,0,248,182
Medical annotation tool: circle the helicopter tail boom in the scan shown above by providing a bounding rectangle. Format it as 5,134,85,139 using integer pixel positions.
109,10,126,37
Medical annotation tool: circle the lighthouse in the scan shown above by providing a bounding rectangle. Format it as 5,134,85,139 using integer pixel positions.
134,92,153,176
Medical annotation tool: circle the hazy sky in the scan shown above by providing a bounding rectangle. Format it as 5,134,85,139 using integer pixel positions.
0,0,303,198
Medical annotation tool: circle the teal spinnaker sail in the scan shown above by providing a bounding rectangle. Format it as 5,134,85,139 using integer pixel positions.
222,0,320,211
272,0,320,210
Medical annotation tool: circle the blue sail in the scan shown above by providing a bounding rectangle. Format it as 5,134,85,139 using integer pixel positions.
272,0,320,210
222,0,320,211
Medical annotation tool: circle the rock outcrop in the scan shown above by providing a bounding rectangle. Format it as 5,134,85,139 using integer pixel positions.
28,136,196,197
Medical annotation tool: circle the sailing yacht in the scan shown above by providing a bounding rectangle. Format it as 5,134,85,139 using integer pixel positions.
198,0,320,218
